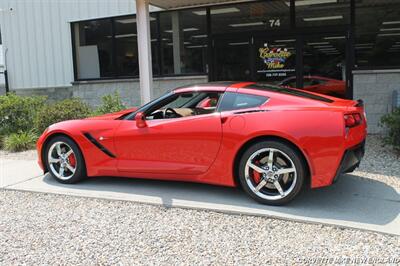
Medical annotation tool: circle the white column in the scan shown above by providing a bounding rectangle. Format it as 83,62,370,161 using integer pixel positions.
172,11,181,74
136,0,153,104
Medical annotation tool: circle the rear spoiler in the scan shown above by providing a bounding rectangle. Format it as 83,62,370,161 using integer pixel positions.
355,99,364,107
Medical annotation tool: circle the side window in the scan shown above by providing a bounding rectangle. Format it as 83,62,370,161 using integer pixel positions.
146,91,223,120
218,92,268,112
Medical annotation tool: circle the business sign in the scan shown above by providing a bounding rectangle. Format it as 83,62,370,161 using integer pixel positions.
257,43,295,79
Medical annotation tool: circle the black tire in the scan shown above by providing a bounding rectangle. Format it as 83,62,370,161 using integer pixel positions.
238,140,306,205
44,135,86,184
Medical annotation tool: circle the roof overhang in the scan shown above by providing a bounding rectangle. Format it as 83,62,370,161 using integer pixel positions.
149,0,256,10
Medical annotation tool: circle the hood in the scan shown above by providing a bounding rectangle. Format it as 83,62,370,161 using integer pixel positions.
86,107,138,120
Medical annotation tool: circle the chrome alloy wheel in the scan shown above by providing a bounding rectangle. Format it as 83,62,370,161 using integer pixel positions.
47,141,77,180
244,148,297,200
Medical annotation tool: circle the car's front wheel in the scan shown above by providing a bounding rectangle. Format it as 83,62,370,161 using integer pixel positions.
44,136,86,184
238,140,306,205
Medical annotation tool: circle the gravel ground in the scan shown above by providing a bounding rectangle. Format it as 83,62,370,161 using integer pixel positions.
0,135,399,265
0,149,37,160
0,190,399,265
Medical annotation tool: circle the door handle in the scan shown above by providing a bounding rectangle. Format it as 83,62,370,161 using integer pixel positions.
221,117,229,124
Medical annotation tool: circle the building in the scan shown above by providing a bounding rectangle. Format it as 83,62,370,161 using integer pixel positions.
0,0,399,133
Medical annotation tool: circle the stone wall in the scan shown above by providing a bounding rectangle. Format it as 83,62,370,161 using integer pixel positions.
12,75,208,107
353,69,400,134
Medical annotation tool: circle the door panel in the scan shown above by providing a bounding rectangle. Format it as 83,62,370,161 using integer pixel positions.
114,113,222,175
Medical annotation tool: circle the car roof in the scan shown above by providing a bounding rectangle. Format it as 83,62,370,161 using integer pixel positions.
174,81,334,103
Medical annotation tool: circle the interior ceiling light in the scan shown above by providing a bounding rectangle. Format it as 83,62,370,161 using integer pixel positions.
383,21,400,25
186,45,207,48
165,28,199,33
115,33,136,38
380,28,400,31
307,42,330,45
275,39,296,43
324,36,346,40
229,22,264,27
193,7,240,15
378,32,400,37
303,15,343,22
116,17,155,24
313,45,333,48
318,48,337,51
285,0,336,6
228,42,249,46
192,34,207,38
355,43,374,46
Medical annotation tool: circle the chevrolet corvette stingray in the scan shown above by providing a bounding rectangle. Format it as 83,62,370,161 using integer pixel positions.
37,82,367,205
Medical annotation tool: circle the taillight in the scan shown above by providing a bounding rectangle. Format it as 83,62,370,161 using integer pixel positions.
344,113,362,128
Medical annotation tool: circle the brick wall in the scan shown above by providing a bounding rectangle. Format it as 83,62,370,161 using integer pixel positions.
353,69,400,134
12,75,208,107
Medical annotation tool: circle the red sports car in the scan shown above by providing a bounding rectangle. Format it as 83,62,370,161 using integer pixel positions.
37,82,367,205
279,76,346,98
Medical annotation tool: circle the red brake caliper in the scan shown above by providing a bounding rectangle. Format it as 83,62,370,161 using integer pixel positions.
252,160,261,183
68,154,76,167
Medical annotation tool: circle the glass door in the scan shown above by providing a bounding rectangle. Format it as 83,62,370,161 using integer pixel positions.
254,36,296,84
300,33,348,98
212,37,252,81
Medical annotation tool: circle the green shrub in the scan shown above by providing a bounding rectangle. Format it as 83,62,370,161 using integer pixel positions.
0,93,46,135
380,108,400,153
34,98,92,133
94,92,126,115
3,131,38,152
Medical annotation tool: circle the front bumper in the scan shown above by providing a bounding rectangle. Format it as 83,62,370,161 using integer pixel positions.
333,140,365,183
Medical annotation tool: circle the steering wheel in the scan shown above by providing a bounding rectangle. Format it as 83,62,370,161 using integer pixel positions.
164,107,181,118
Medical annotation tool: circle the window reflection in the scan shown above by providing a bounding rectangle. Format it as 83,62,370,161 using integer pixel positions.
160,8,208,75
355,0,400,68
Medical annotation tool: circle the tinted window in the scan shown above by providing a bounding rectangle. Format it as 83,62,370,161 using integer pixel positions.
219,92,268,112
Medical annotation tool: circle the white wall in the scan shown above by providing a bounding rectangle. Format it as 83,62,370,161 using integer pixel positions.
0,0,159,90
0,44,4,87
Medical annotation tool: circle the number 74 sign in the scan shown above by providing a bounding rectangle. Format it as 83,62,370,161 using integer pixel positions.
269,19,281,27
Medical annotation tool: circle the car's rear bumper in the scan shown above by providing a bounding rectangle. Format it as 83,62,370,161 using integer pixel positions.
333,140,365,183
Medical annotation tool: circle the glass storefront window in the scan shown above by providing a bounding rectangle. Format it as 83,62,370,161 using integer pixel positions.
114,16,139,77
73,15,158,79
295,0,350,28
213,37,251,81
355,0,400,68
160,8,207,75
301,34,347,98
211,1,290,34
75,19,115,79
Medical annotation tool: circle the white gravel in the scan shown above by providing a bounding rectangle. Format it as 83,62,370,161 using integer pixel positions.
0,190,399,265
0,135,399,265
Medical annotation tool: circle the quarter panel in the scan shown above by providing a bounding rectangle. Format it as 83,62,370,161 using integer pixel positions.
209,109,345,188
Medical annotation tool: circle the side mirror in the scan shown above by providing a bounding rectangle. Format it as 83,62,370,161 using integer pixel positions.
135,112,147,128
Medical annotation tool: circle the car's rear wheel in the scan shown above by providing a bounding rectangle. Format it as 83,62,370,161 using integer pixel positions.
44,136,86,184
238,140,306,205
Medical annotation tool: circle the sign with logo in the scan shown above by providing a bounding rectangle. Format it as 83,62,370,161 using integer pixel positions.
257,43,295,80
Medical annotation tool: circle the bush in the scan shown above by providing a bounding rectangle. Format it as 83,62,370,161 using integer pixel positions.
94,92,126,115
3,131,38,152
0,93,46,135
34,98,92,133
380,108,400,153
